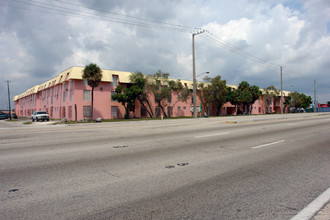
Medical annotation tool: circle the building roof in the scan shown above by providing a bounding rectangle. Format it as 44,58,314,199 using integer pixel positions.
13,66,291,101
13,66,134,101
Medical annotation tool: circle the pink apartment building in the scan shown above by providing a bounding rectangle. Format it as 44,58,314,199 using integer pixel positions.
14,66,288,120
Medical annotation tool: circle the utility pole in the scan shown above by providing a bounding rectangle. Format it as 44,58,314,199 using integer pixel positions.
192,30,205,118
280,66,283,114
314,80,317,113
5,80,11,120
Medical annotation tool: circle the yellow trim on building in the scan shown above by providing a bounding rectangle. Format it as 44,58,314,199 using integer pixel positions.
13,66,291,101
14,66,135,100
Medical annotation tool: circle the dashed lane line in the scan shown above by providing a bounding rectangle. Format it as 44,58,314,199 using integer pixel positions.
195,132,229,139
252,140,285,149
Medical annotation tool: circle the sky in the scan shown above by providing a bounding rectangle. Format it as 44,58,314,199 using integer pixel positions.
1,0,329,109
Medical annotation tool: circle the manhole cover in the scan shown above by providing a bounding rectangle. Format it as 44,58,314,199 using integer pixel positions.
165,165,175,169
177,163,189,166
113,146,128,149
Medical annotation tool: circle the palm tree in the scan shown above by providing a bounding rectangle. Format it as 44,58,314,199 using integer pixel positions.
263,85,279,113
82,63,102,120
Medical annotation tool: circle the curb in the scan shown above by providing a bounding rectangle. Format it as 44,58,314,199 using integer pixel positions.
291,188,330,220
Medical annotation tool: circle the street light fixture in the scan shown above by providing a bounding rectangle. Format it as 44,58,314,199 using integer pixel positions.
196,72,209,78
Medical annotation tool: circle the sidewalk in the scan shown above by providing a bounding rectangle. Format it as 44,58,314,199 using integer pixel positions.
313,202,330,220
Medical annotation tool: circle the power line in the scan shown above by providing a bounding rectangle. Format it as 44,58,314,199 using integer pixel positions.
201,31,280,70
6,0,288,76
10,0,192,33
51,0,195,31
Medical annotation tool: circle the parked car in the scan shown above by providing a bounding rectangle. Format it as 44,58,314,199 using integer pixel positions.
12,113,18,119
290,107,306,113
0,112,8,120
31,111,49,122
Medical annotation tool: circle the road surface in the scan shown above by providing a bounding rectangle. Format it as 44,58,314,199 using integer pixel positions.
0,113,329,219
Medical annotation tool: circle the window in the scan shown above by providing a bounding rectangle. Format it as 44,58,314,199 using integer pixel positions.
111,91,116,102
155,106,160,117
140,106,147,117
68,106,72,119
183,106,187,110
63,91,66,102
62,107,66,118
69,80,73,89
178,106,181,110
111,106,118,117
168,95,172,103
111,75,118,87
83,80,88,86
168,106,173,117
83,106,91,117
83,90,91,101
70,90,72,102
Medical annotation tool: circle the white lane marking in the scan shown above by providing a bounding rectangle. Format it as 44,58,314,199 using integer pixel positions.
290,187,330,220
195,132,229,139
252,140,285,149
287,123,300,126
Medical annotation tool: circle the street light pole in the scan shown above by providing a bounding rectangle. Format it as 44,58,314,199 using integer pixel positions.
314,80,317,113
280,66,283,114
192,30,205,118
5,80,11,120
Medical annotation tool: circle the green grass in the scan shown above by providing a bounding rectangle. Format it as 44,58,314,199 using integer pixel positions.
51,117,182,125
5,119,19,122
50,114,269,125
53,115,215,124
23,121,32,125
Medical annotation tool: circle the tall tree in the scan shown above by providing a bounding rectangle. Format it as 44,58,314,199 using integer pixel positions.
129,72,154,118
82,63,102,120
236,81,253,114
299,93,312,109
168,80,190,113
284,95,292,109
201,75,228,116
112,84,142,119
249,85,262,113
263,85,279,113
227,83,261,115
291,91,312,109
226,86,240,115
147,70,175,118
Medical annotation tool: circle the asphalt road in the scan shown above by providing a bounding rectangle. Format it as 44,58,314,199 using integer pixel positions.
0,113,329,219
